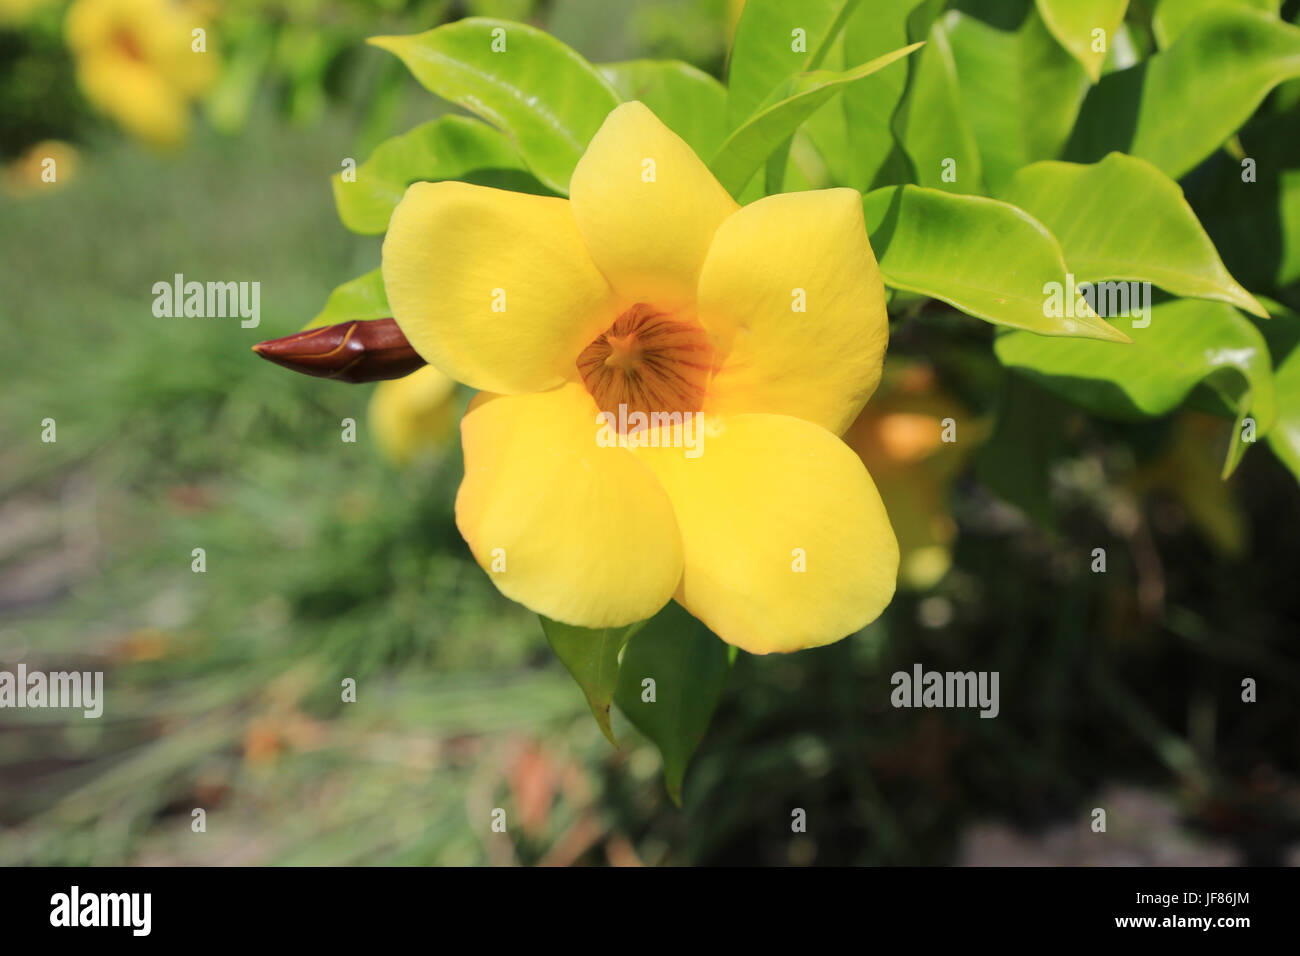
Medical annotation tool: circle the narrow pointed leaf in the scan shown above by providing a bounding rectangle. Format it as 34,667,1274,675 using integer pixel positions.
995,299,1277,475
331,116,541,235
710,43,923,198
1002,153,1268,317
540,615,644,746
369,18,620,194
841,0,920,190
725,0,861,128
613,602,732,806
862,185,1129,341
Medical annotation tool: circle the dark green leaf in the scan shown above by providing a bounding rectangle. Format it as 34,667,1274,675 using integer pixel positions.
540,616,644,746
614,602,732,806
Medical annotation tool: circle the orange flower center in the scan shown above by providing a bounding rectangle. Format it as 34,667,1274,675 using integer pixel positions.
112,28,146,63
577,303,713,422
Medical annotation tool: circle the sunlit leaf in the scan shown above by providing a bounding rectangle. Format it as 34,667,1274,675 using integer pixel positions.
724,0,860,128
1034,0,1129,81
599,60,728,159
1151,0,1280,49
710,43,923,198
331,116,542,235
613,602,732,806
540,616,645,746
995,299,1277,475
369,18,620,194
945,5,1091,194
1002,153,1268,316
1067,9,1300,180
303,269,389,330
892,9,982,192
841,0,921,190
862,185,1128,341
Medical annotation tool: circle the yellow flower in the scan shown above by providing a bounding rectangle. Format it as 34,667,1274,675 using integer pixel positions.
368,365,459,467
65,0,217,148
844,364,981,591
2,140,79,198
382,102,898,654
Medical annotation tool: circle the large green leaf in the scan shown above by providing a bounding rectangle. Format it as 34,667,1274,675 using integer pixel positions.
945,5,1091,195
1001,153,1268,316
1034,0,1129,81
1151,0,1280,49
995,299,1277,475
331,116,540,235
724,0,860,128
862,185,1129,341
1067,9,1300,180
540,616,644,747
303,269,388,330
613,602,732,806
710,43,923,198
599,60,728,160
369,18,620,194
841,0,917,190
892,10,983,192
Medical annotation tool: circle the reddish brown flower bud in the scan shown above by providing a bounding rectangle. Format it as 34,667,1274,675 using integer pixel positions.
252,318,426,384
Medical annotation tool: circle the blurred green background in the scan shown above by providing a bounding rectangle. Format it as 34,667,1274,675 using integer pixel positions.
2,0,1299,866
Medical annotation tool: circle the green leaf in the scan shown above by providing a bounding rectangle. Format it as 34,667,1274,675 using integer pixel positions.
540,616,644,747
1001,153,1268,317
944,5,1091,195
613,602,732,806
710,43,923,198
862,185,1129,341
841,0,920,190
369,18,621,194
1181,109,1300,297
995,299,1277,475
331,116,541,235
724,0,860,128
1258,299,1300,483
1151,0,1280,49
892,11,983,192
599,60,728,160
1034,0,1129,81
303,269,389,330
1067,9,1300,180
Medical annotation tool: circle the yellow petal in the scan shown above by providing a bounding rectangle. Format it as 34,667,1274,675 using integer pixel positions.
368,365,459,467
636,413,898,654
699,188,889,435
456,382,684,627
383,181,617,394
75,54,189,148
569,101,738,310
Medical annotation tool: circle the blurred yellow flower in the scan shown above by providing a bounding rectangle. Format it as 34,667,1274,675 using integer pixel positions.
65,0,218,148
368,365,459,467
2,140,79,197
844,364,981,591
381,100,897,654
